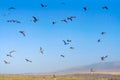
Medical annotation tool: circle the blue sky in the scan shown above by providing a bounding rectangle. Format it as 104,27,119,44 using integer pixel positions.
0,0,120,74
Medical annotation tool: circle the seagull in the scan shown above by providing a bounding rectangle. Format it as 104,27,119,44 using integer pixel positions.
32,16,39,23
4,60,10,64
83,7,88,11
67,16,76,21
101,32,106,35
25,59,32,63
61,19,67,23
19,30,25,37
63,40,69,45
8,7,16,10
102,6,108,10
60,55,65,58
41,4,47,8
40,47,44,54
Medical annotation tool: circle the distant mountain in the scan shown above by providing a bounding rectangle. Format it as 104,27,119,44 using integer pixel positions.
59,61,120,73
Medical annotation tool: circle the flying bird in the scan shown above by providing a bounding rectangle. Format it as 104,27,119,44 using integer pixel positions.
4,60,10,64
61,19,67,23
9,50,16,54
97,39,101,43
101,57,105,61
104,55,108,58
6,53,13,57
41,4,47,8
8,7,16,10
7,20,21,23
16,20,21,23
40,47,44,54
101,55,108,61
67,16,76,21
70,47,75,49
6,50,16,57
25,59,32,63
52,21,56,24
32,16,39,23
19,30,25,37
102,6,108,10
101,32,106,35
67,39,72,42
60,55,65,58
63,40,69,45
83,7,88,11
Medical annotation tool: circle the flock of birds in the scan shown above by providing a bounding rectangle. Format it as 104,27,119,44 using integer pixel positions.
98,32,108,61
1,1,111,74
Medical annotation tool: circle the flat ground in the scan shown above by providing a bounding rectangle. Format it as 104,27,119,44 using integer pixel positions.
0,72,120,80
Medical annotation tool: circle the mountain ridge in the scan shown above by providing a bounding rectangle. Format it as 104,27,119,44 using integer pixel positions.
57,61,120,73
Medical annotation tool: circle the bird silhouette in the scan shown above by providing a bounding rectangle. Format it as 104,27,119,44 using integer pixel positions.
41,4,47,8
52,21,56,24
101,57,105,61
9,50,16,54
67,39,72,42
25,59,32,63
101,55,108,61
6,50,16,57
101,32,106,35
19,30,25,37
63,40,69,45
97,39,101,43
60,55,65,58
102,6,108,10
7,20,21,23
8,7,16,10
32,16,39,23
16,21,21,23
6,53,12,57
67,16,76,21
70,47,74,49
83,7,88,11
4,60,10,64
40,47,44,54
61,19,67,23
